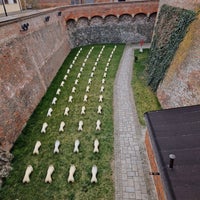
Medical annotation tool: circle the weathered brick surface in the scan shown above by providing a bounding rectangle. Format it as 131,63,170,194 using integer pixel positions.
157,13,200,108
159,0,200,11
0,11,71,151
37,0,158,9
64,1,158,20
145,132,166,200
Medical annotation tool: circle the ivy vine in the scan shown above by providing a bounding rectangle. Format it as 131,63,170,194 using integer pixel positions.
146,4,196,91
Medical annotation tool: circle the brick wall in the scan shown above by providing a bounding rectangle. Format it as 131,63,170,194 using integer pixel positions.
64,1,158,20
0,10,71,151
145,132,166,200
36,0,158,9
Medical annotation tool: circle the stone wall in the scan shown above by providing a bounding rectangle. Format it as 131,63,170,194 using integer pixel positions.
67,13,157,47
157,13,200,108
0,10,72,151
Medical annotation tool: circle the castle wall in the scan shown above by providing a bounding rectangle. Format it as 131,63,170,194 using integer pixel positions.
0,2,157,151
157,13,200,108
67,13,157,47
0,10,71,151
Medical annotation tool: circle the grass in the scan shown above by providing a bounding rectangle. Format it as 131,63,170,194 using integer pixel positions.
0,44,125,200
132,49,161,125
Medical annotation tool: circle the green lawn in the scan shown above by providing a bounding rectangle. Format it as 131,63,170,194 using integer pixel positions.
132,49,161,125
0,44,125,200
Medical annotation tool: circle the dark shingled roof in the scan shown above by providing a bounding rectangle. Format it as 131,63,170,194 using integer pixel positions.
144,105,200,200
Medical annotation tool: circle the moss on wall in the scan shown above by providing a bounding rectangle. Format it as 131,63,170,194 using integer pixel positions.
147,4,195,91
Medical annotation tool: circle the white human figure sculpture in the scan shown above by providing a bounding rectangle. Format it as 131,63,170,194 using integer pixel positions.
109,54,112,59
100,86,104,93
93,139,99,153
41,122,48,133
105,67,108,72
75,79,79,85
52,97,57,105
108,58,111,63
92,67,96,72
72,87,76,93
78,120,83,131
64,75,68,80
60,81,65,87
103,73,107,78
59,121,65,132
47,107,53,117
106,62,109,67
54,140,60,153
70,64,73,69
80,67,83,72
77,73,81,79
96,57,99,62
82,62,85,67
56,88,61,95
73,139,80,153
68,165,76,183
83,94,88,102
45,165,54,183
67,69,70,74
102,79,105,84
72,60,75,64
94,62,98,66
84,58,87,62
86,86,90,93
90,72,94,78
96,120,101,131
68,96,73,103
81,106,86,115
33,141,41,155
22,165,33,183
64,107,69,116
99,95,103,102
91,165,98,183
88,78,92,84
97,105,102,114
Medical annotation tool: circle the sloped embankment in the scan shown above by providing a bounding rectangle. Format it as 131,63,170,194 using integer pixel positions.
146,4,196,92
157,12,200,108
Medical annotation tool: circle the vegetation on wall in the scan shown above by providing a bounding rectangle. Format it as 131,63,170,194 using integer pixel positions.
147,4,196,91
132,49,161,125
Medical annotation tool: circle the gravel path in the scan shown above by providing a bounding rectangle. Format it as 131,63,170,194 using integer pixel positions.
114,44,157,200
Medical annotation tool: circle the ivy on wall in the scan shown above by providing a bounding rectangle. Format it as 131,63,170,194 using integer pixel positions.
147,4,196,91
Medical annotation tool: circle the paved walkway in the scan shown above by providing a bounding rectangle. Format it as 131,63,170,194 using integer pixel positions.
114,44,157,200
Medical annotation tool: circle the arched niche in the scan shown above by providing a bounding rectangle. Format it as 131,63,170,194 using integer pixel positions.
90,16,104,26
119,14,133,24
133,13,147,23
77,17,89,28
104,15,118,25
148,12,157,22
66,19,76,30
